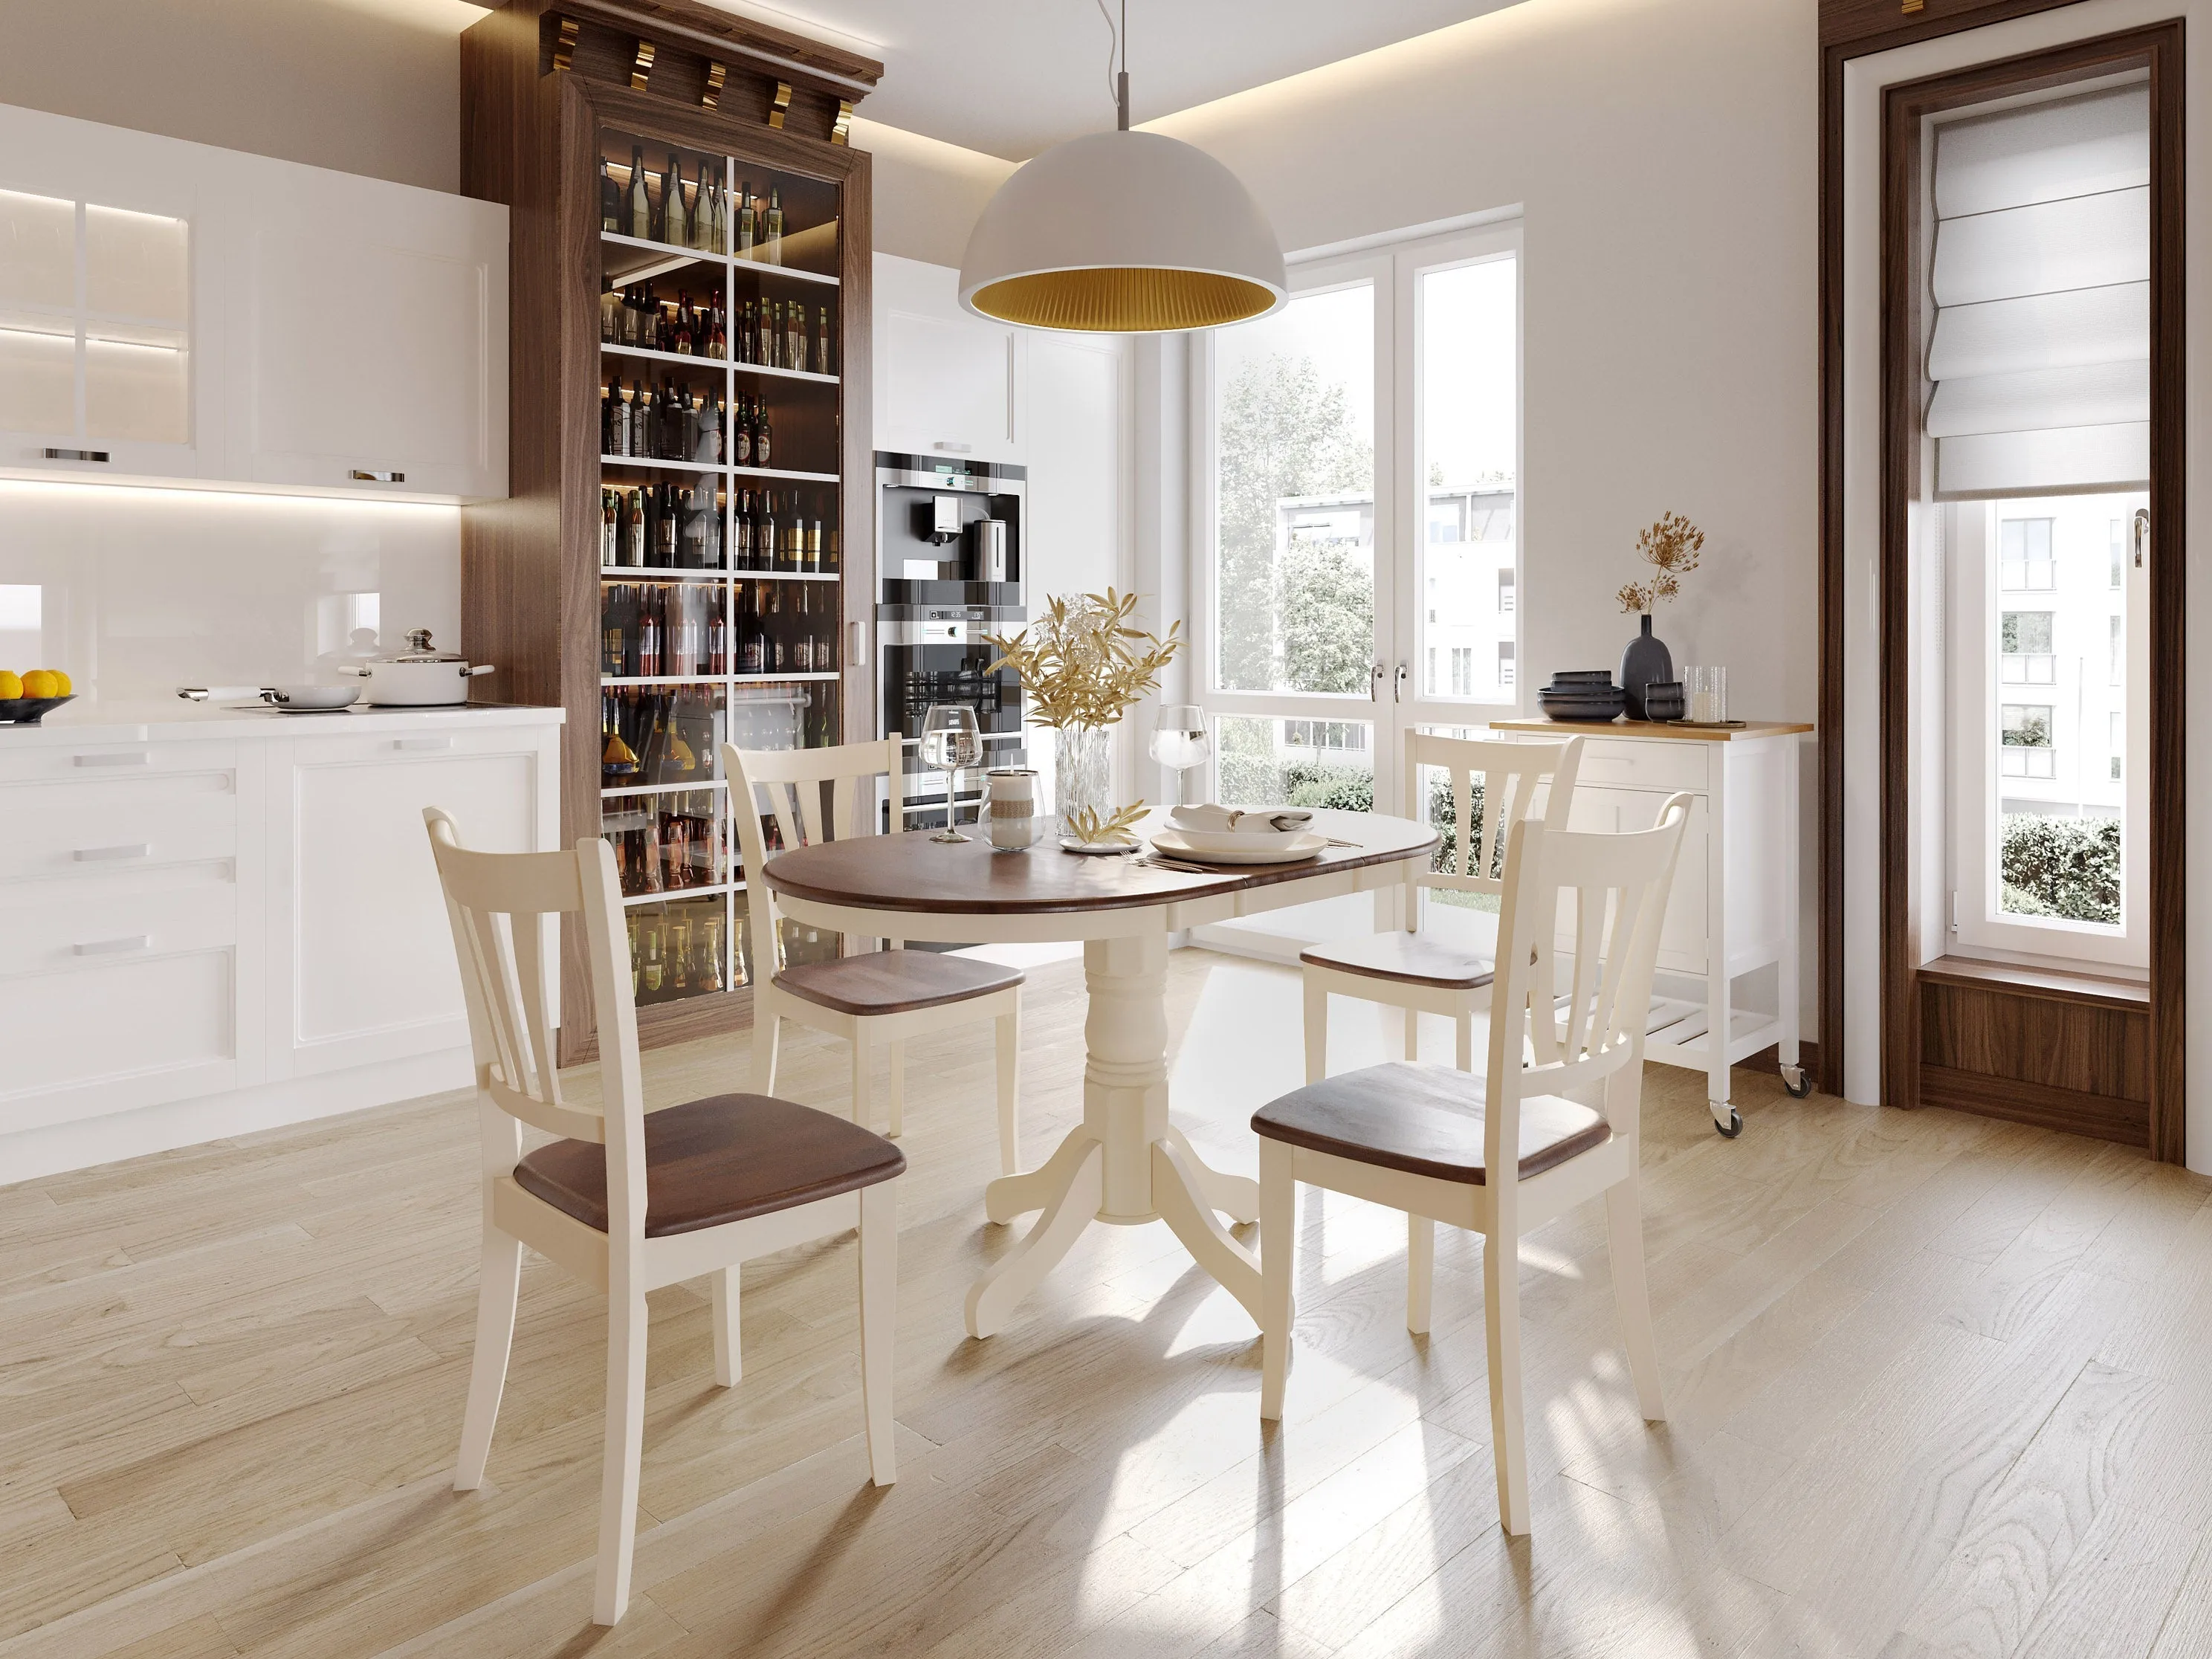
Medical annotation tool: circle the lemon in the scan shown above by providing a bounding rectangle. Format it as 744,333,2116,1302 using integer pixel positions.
50,670,70,695
21,670,58,699
0,672,20,699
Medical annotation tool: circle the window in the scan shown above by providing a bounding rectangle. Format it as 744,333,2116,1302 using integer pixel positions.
2111,711,2124,779
1498,641,1516,688
2110,613,2124,685
2000,702,2055,778
1281,719,1367,752
1425,647,1435,694
1999,610,2054,683
2111,520,2126,588
1497,569,1515,613
1449,647,1472,695
2000,518,2054,589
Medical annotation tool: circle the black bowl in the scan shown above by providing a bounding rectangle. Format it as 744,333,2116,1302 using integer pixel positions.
1536,686,1625,722
0,694,74,725
1548,670,1616,687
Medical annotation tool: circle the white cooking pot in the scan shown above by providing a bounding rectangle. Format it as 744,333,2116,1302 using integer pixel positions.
340,630,497,706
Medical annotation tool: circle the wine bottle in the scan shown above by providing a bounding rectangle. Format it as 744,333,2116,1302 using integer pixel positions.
637,584,661,677
601,381,615,456
785,304,806,374
792,586,812,672
626,487,647,566
731,397,752,469
709,304,726,361
656,483,678,564
601,488,618,568
708,603,728,673
817,306,834,376
621,285,640,347
760,299,777,368
739,583,763,673
805,498,823,571
600,157,620,233
714,166,729,253
765,187,784,265
759,490,779,578
671,291,691,355
755,400,772,470
628,146,650,239
816,589,835,671
698,391,722,468
599,285,618,343
737,181,754,256
664,150,686,248
766,581,786,672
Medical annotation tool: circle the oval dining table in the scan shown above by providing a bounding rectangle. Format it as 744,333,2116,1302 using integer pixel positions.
763,806,1439,1339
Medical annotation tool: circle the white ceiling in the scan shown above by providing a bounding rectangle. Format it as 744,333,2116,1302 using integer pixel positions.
705,1,1519,161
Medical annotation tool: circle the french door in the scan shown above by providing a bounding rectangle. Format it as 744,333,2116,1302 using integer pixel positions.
1190,221,1523,955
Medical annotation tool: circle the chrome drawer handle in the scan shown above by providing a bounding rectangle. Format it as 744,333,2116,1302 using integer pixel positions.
931,442,973,454
74,752,149,768
44,447,109,462
394,736,453,751
74,935,150,956
350,469,406,483
74,844,152,861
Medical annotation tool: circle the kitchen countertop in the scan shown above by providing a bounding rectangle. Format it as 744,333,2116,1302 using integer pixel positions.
0,699,566,746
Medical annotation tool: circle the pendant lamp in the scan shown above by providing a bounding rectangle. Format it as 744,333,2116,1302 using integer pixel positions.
959,4,1286,333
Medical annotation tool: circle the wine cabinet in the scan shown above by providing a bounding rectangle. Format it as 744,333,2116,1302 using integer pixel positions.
462,0,879,1060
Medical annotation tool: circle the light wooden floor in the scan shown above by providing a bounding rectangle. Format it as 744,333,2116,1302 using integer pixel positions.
4,948,2212,1659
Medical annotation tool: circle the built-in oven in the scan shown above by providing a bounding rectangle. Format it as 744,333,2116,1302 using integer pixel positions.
875,453,1028,830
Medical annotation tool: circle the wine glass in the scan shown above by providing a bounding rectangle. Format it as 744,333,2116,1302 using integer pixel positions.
1150,705,1211,808
920,705,982,842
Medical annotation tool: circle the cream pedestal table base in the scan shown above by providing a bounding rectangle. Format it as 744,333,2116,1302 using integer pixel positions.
760,809,1437,1339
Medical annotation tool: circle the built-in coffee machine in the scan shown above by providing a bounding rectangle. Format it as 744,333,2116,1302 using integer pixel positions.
875,453,1027,828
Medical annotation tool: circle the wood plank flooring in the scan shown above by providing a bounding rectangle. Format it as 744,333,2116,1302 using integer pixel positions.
3,948,2210,1658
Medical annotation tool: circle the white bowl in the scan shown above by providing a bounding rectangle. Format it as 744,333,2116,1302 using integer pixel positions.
1163,822,1311,856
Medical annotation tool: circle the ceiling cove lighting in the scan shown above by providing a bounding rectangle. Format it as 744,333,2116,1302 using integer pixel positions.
958,1,1285,334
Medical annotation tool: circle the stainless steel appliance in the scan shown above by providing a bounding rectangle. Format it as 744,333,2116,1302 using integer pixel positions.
875,453,1027,830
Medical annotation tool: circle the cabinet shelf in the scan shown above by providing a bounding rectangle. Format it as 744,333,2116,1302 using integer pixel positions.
598,340,836,384
602,672,840,686
732,256,839,287
598,566,843,581
621,882,735,906
603,780,730,798
600,453,723,474
731,464,840,484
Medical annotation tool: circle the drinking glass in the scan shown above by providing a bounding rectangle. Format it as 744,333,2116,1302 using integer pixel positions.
919,704,982,842
1686,666,1728,724
1150,705,1211,808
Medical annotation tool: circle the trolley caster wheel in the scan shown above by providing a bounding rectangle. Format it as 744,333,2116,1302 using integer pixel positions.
1713,1105,1744,1139
1780,1063,1813,1099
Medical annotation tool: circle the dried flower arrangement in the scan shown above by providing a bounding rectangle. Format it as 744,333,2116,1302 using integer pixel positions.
1061,803,1148,846
1615,511,1707,614
983,589,1183,729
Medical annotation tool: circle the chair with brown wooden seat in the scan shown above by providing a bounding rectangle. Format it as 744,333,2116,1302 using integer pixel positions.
726,738,1023,1172
1255,793,1693,1536
424,809,902,1627
1300,730,1582,1081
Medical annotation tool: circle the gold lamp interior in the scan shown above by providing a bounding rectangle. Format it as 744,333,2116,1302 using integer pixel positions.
968,267,1278,332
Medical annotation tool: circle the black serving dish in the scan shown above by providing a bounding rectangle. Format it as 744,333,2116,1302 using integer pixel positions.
0,694,74,725
1536,685,1626,722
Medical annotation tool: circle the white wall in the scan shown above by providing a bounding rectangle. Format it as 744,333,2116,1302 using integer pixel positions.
853,117,1016,268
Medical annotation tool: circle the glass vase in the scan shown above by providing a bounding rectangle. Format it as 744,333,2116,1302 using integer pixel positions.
1054,724,1112,842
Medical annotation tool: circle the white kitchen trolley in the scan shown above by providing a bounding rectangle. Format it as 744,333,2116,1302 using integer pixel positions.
1494,717,1814,1136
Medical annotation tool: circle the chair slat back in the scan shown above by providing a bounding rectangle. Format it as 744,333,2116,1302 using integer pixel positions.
725,739,906,978
424,811,650,1222
1482,792,1693,1190
1402,731,1582,900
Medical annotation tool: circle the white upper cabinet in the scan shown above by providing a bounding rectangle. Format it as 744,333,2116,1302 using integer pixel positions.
225,155,506,500
0,102,506,502
874,252,1025,465
0,103,227,482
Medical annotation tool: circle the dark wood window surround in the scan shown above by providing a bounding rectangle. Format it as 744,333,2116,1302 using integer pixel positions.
1819,0,2186,1159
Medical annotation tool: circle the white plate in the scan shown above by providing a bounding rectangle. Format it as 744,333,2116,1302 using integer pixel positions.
1164,821,1313,856
1148,828,1327,865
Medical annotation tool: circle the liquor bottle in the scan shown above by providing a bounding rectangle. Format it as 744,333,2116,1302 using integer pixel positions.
804,498,823,571
732,398,752,468
714,166,730,253
636,586,661,678
671,292,692,355
601,382,616,456
731,488,751,569
756,300,774,369
709,303,726,361
601,488,618,568
765,581,786,672
600,285,618,343
628,145,650,239
755,400,772,470
708,604,728,673
626,486,647,566
816,306,834,376
600,156,620,232
765,187,784,265
737,181,754,256
816,589,836,672
621,285,641,347
736,299,753,365
656,483,679,564
758,490,778,578
739,583,763,674
664,150,686,248
640,921,664,995
602,583,624,675
698,392,722,468
792,586,812,673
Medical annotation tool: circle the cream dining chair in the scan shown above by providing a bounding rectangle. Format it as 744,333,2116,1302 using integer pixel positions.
1255,792,1693,1535
727,738,1023,1170
424,809,903,1626
1299,730,1582,1081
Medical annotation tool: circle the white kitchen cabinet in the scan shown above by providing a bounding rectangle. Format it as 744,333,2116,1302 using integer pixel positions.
266,722,555,1079
0,705,558,1179
874,252,1026,465
0,100,507,502
224,154,507,500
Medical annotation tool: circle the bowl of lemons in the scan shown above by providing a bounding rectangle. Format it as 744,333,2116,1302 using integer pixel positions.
0,668,75,725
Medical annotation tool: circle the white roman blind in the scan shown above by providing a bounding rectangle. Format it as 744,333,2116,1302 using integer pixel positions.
1927,84,2150,497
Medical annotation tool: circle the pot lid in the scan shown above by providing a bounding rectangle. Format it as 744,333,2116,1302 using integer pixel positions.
384,628,466,664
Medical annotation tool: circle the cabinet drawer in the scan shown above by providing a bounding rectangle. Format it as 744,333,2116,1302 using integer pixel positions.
1559,786,1709,974
0,740,237,787
0,785,236,884
0,945,237,1113
1571,739,1708,795
0,867,236,976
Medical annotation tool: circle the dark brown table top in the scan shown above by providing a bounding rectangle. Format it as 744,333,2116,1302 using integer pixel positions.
762,809,1439,916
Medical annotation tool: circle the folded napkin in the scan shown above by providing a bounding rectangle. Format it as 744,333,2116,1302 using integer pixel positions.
1169,803,1314,835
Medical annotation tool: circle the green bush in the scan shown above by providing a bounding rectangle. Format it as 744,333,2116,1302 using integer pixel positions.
1999,813,2119,925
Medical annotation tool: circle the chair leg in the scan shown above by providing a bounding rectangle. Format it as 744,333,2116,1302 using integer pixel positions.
454,1222,523,1490
858,1181,898,1486
1407,1215,1435,1335
711,1265,741,1388
592,1278,649,1626
995,1005,1021,1177
752,1006,781,1096
1303,974,1327,1084
1605,1175,1666,1422
1483,1229,1531,1536
1258,1139,1296,1420
886,1038,906,1139
850,1031,873,1132
1404,1005,1420,1062
1455,1011,1474,1073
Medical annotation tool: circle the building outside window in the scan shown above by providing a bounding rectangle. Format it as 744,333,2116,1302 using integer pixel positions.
2000,517,2055,589
1999,611,2054,684
1497,641,1515,688
2001,702,2055,778
1497,569,1514,613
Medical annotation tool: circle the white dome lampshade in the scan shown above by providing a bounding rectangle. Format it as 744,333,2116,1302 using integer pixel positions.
960,130,1287,333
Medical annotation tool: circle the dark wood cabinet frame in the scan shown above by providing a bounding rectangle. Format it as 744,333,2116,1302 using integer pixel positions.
1820,1,2187,1162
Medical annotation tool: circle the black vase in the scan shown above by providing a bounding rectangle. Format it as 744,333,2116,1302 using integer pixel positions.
1619,613,1673,721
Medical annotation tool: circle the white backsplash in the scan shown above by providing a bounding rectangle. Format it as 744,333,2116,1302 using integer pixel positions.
0,480,462,700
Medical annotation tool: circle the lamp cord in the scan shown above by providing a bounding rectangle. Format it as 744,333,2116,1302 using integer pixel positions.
1096,0,1130,129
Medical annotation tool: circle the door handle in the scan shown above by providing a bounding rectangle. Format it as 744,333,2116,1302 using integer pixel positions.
394,736,453,751
74,844,152,861
2133,507,2150,569
74,751,149,768
1369,663,1385,702
1394,663,1409,703
45,447,110,463
850,618,867,668
350,469,407,483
